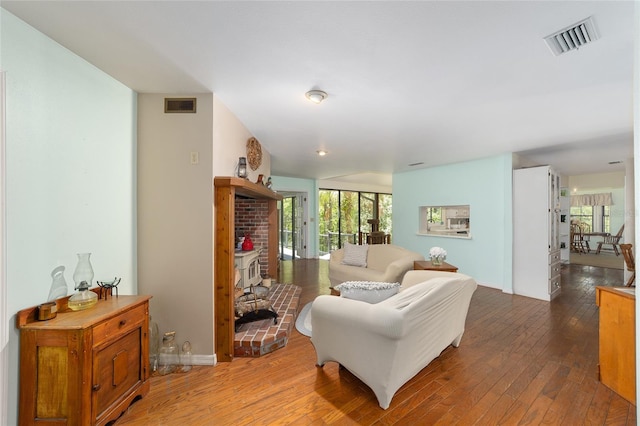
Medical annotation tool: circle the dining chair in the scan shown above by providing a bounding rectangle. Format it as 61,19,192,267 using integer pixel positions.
367,231,391,245
619,243,635,287
596,224,624,256
571,223,588,254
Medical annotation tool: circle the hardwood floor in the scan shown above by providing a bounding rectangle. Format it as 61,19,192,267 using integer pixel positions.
116,261,636,425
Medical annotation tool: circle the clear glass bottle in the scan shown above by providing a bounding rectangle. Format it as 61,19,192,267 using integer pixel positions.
158,331,178,375
73,253,94,288
68,280,98,311
149,316,159,373
47,265,68,301
69,253,97,310
180,341,192,372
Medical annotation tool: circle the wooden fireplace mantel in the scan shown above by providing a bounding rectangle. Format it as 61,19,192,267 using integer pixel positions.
214,176,282,201
214,176,282,362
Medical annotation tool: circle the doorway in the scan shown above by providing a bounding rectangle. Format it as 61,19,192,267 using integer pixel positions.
279,192,307,260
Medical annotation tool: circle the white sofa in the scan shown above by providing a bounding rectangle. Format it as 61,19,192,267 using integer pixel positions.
311,270,477,409
328,244,424,287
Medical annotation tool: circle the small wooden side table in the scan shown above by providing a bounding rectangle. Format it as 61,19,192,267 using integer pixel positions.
413,260,458,273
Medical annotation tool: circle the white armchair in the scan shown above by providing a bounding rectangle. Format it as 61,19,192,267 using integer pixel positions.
311,270,477,409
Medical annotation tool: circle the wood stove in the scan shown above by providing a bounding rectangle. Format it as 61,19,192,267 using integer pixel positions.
234,248,262,290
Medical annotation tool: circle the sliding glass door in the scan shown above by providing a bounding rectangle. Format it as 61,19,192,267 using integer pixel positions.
319,189,392,256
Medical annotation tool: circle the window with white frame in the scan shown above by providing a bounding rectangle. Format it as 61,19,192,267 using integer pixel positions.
570,205,611,234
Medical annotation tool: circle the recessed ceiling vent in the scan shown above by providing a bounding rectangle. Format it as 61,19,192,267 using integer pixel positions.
164,98,197,113
544,16,599,56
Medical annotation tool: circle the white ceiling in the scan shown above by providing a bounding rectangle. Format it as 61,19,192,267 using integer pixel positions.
2,1,635,181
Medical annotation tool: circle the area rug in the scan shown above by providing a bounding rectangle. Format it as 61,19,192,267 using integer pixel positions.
569,252,624,270
295,301,313,337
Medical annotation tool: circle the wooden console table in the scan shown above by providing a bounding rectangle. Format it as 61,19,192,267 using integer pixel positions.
596,286,635,404
414,260,458,273
17,294,151,425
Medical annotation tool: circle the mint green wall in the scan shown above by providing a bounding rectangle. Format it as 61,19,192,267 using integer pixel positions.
272,175,319,258
392,154,513,291
2,11,137,424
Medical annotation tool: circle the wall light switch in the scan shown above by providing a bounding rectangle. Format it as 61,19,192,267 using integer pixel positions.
190,151,199,165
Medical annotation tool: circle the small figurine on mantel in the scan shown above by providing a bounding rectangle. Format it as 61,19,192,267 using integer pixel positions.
266,177,272,189
256,174,264,185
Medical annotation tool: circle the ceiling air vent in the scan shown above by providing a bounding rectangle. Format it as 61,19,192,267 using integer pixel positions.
164,98,197,113
544,16,599,56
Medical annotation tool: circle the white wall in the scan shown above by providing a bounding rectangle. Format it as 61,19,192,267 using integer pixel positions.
137,93,214,361
318,178,391,194
634,4,639,417
2,10,137,425
0,70,7,426
212,96,271,182
138,94,271,362
568,171,625,190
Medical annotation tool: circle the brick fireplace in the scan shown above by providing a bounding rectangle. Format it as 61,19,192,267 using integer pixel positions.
233,197,301,358
214,176,283,362
234,283,301,357
235,197,271,278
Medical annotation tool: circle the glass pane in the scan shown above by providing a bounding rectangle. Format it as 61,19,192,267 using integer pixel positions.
570,206,593,232
319,190,339,255
359,193,375,235
378,194,393,236
339,191,358,247
279,198,294,259
603,206,610,233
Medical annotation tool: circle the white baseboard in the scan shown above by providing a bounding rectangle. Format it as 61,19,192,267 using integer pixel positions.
192,354,217,366
157,353,217,367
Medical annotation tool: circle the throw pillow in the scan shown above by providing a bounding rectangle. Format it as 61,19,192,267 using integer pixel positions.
335,281,400,304
341,242,369,267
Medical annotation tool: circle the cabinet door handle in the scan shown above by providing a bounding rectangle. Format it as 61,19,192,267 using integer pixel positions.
92,384,101,392
119,320,127,327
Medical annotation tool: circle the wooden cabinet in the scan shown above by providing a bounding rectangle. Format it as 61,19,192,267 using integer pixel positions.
596,286,635,404
17,294,151,426
513,166,562,301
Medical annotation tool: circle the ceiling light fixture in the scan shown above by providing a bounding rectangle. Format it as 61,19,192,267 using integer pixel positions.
305,90,327,104
317,150,327,156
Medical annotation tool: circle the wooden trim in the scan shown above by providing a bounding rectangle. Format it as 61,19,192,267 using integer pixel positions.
214,185,235,362
214,177,282,362
267,199,279,278
214,177,282,201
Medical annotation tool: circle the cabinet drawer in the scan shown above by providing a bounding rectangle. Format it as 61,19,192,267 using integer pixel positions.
93,304,146,346
549,250,561,264
548,261,562,278
548,274,561,294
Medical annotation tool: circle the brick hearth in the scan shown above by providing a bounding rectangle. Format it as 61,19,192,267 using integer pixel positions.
234,283,301,358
